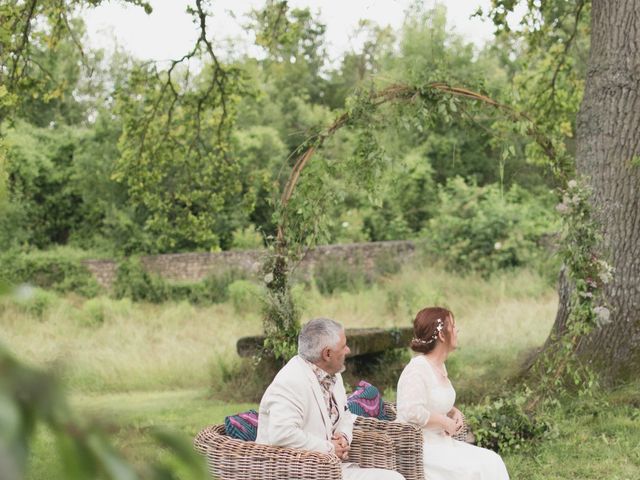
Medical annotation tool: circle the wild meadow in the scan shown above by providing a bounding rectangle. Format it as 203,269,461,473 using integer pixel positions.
2,263,637,479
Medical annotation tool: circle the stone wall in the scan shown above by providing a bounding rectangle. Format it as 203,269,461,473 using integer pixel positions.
83,240,416,290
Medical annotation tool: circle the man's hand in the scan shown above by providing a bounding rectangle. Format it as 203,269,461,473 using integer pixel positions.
331,434,350,460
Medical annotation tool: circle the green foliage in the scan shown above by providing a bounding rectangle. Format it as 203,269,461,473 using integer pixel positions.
257,2,548,359
329,209,369,244
0,145,7,205
306,250,402,298
112,257,250,305
11,287,59,319
231,225,264,250
313,259,369,296
2,123,88,249
198,269,249,304
78,297,108,327
0,249,99,297
324,20,395,109
362,204,412,242
423,178,559,277
70,108,136,253
373,250,403,277
262,291,300,360
529,179,613,401
0,0,553,260
0,342,207,480
113,58,246,252
486,1,589,173
262,254,301,362
250,0,328,103
227,279,263,314
230,125,287,241
466,393,551,454
112,258,168,303
0,0,610,426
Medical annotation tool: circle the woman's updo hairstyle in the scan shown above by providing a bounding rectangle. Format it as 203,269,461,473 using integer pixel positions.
410,306,454,354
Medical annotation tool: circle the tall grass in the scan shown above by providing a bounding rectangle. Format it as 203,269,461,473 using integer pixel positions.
0,265,557,396
11,265,639,480
1,294,263,392
302,267,556,400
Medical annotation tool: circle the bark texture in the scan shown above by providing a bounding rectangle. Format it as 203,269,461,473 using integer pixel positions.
551,0,640,382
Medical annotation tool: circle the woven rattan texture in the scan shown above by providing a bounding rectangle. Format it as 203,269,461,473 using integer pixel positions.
349,429,396,470
355,402,423,480
194,402,470,480
194,424,342,480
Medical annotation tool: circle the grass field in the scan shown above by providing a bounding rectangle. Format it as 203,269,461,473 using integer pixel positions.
2,265,638,479
25,384,640,480
2,267,555,395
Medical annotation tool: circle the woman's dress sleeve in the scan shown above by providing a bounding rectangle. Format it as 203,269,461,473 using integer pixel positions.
396,359,432,427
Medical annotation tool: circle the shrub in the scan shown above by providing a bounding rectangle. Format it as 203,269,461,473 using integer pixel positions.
231,226,264,250
0,248,100,297
422,178,559,277
113,258,248,305
466,393,551,453
290,282,309,312
166,282,201,304
79,297,107,327
227,280,263,313
112,257,168,303
374,250,403,277
12,286,59,319
331,209,370,244
384,283,420,318
314,259,369,296
200,269,247,304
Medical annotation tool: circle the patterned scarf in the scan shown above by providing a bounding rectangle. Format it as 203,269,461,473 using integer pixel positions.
305,359,341,426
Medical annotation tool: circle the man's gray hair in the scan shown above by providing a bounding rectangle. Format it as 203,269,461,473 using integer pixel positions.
298,317,343,362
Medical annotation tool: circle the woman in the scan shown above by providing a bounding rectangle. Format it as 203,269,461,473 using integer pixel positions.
396,306,509,480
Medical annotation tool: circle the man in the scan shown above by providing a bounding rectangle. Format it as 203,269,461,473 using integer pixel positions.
256,317,405,480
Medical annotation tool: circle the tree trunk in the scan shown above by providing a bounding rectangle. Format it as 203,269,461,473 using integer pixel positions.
550,0,640,382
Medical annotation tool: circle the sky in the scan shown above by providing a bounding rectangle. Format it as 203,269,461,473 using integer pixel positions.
83,0,499,64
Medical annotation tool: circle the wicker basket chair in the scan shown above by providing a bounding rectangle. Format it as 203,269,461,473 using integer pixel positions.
353,402,424,480
379,401,471,442
194,401,470,480
194,423,401,480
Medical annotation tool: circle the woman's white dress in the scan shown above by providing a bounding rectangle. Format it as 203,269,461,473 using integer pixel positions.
396,355,509,480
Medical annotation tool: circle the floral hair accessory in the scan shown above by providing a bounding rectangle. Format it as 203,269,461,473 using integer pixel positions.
413,318,444,345
413,336,436,345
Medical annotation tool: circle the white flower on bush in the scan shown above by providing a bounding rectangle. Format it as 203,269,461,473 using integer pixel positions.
593,306,611,327
597,260,614,285
264,273,274,284
494,242,502,250
556,202,571,214
567,179,578,189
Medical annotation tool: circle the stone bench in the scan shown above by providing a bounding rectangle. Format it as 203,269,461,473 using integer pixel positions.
237,327,413,358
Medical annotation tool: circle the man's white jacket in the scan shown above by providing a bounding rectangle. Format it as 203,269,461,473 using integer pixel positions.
256,355,354,454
